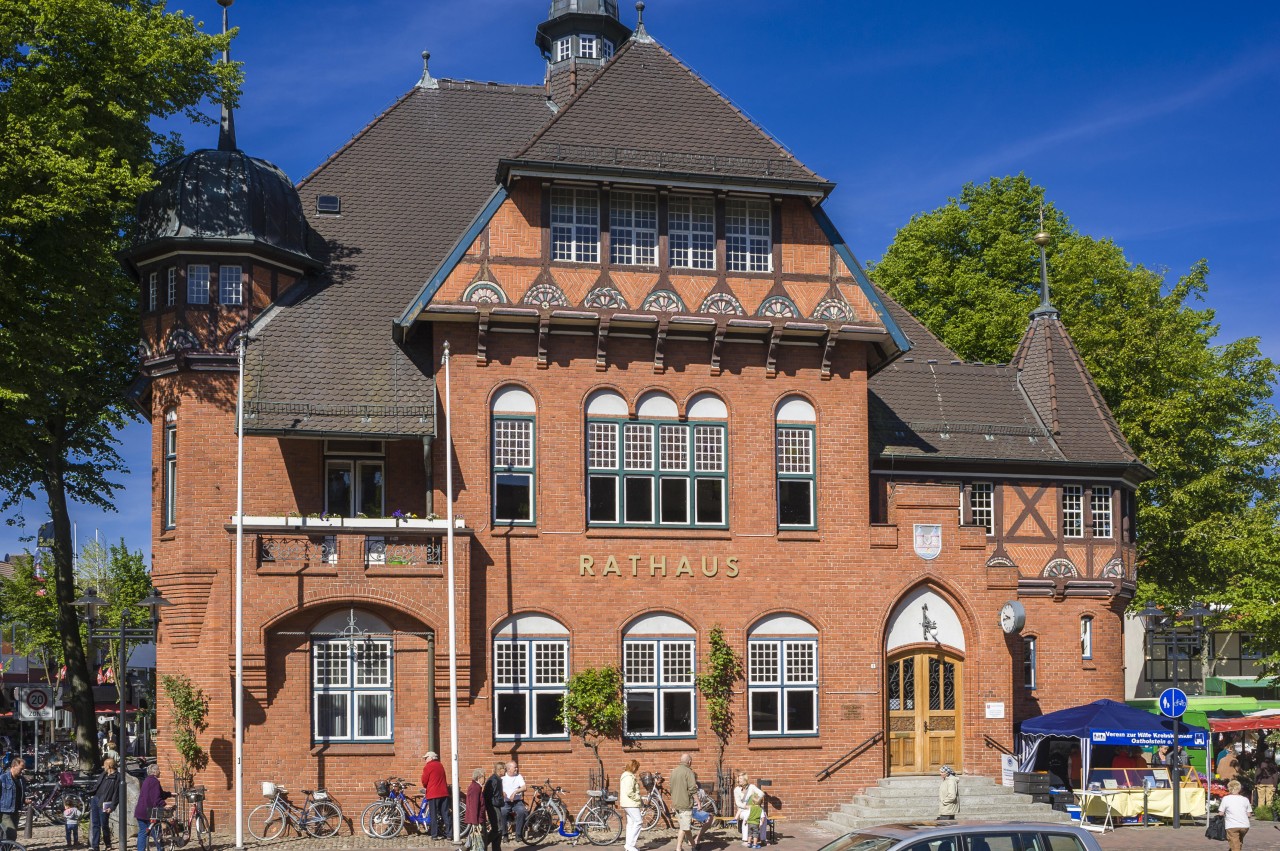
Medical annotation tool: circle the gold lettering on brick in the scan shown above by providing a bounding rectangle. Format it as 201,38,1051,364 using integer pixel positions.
629,555,642,576
650,555,666,577
602,555,621,576
580,554,595,576
675,556,693,577
575,554,739,578
726,556,739,577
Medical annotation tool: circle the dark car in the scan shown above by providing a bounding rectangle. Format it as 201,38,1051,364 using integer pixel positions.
817,822,1104,851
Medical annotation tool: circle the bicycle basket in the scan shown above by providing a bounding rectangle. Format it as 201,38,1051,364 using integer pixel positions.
312,790,330,801
59,771,76,787
261,781,277,798
184,788,205,803
639,772,655,791
149,807,175,820
375,780,390,798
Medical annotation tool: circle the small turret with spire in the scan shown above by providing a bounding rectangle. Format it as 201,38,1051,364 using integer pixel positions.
217,0,237,151
1030,205,1059,320
535,0,632,105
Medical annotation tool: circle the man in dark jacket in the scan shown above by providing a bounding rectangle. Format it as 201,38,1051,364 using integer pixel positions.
89,757,121,851
0,757,26,842
483,762,505,851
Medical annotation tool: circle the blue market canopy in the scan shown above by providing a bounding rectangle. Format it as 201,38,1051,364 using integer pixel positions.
1017,699,1207,775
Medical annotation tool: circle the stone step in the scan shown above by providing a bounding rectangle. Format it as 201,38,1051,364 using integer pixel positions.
840,800,1061,816
859,785,1022,801
819,810,1073,836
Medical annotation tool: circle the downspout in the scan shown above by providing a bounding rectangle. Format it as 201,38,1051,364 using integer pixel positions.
423,435,435,516
427,631,438,754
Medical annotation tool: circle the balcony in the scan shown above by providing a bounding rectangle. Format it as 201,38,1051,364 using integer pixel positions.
229,516,468,578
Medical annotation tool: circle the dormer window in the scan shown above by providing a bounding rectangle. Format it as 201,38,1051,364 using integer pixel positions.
550,187,599,263
555,36,572,63
602,39,614,60
579,34,598,59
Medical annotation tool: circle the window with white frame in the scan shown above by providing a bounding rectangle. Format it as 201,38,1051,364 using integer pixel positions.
586,391,727,528
324,440,385,517
669,195,715,270
187,264,210,305
310,609,394,742
148,272,158,312
1024,636,1037,689
492,386,536,525
1081,616,1093,660
551,187,599,263
747,615,818,737
969,482,994,535
623,615,696,737
219,265,243,305
602,39,614,59
163,410,177,530
1062,485,1083,538
578,33,598,58
610,191,658,266
1091,486,1113,538
725,197,771,272
776,396,816,529
493,615,569,740
555,36,572,62
166,267,177,306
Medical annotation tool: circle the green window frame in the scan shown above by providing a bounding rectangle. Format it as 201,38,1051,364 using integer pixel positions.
776,424,816,530
163,418,177,530
747,638,818,737
492,415,536,525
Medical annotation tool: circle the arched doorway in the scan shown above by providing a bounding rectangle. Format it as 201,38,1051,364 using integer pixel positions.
885,587,966,775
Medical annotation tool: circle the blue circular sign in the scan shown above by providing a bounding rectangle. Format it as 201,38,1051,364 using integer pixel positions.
1159,687,1188,718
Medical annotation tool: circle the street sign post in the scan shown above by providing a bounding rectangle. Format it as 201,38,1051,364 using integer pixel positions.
1158,686,1189,830
1159,687,1188,718
15,685,54,720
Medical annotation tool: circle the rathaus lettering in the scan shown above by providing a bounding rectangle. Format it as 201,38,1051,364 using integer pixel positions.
578,554,740,578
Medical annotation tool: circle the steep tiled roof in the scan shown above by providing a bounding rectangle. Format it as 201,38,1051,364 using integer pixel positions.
1012,314,1140,466
872,284,957,362
244,81,553,437
510,38,828,188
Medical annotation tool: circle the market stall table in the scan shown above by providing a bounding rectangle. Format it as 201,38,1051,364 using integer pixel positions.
1078,785,1207,824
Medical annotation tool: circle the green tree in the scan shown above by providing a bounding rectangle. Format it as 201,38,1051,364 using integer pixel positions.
558,666,625,788
694,626,742,782
869,175,1280,640
160,673,208,779
0,0,236,768
0,553,62,684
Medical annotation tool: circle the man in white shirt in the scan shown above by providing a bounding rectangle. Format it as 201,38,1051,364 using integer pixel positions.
500,761,528,839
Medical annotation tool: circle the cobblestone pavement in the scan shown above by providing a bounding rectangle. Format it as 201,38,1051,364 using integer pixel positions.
17,818,1280,851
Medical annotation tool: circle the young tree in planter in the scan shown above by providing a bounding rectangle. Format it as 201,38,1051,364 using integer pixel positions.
694,626,742,783
160,673,209,781
558,666,625,790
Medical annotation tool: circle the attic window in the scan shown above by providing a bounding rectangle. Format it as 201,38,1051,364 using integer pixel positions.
316,195,341,214
579,34,598,59
555,36,572,63
602,39,614,60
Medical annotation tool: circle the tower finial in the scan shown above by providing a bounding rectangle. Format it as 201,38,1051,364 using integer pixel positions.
417,50,439,89
633,2,653,42
1031,203,1059,319
216,0,237,151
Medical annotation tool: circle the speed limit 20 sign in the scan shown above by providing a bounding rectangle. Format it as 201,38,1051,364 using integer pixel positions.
16,685,54,720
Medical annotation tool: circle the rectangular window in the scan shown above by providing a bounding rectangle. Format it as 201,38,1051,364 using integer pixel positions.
609,191,658,266
493,639,568,739
163,423,177,529
669,195,715,270
187,264,210,305
1081,617,1093,661
325,459,385,517
555,36,571,63
1024,636,1037,689
166,267,177,306
148,272,158,312
587,420,727,528
725,198,772,273
551,187,599,263
748,639,817,736
312,639,394,742
776,427,815,529
1062,485,1083,538
1091,486,1113,538
624,639,695,737
493,417,535,524
219,265,243,305
969,482,994,535
602,39,614,59
578,33,598,58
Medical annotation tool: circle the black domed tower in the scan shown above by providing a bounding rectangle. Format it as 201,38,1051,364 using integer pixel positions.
535,0,632,105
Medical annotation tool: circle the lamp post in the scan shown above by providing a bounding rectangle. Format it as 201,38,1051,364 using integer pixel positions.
1138,600,1210,830
75,584,172,851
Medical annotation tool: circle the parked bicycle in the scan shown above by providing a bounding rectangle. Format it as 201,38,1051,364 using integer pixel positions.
181,785,212,851
1,838,28,851
519,779,620,846
521,781,579,844
144,805,185,851
247,782,342,841
638,774,718,833
360,777,469,840
24,773,87,829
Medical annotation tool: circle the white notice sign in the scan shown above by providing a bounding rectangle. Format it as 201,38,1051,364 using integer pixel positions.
1001,754,1018,787
985,701,1006,719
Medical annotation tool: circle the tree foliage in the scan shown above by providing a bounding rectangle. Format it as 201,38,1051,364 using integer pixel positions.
558,666,625,787
694,625,742,780
869,175,1280,651
160,673,208,778
0,0,237,767
0,553,61,684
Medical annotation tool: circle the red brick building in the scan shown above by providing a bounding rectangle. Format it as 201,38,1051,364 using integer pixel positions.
122,0,1147,824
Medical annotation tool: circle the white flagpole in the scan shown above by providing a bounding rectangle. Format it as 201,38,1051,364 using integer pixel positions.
234,333,246,849
443,341,461,843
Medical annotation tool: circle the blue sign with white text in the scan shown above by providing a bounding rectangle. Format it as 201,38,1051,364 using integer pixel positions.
1159,687,1189,718
1090,728,1207,747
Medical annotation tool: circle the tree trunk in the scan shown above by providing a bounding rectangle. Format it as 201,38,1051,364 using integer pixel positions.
44,461,101,772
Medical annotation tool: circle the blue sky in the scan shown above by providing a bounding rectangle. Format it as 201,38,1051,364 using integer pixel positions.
3,0,1277,562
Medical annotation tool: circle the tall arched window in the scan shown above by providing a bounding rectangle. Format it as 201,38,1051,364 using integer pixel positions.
492,386,536,525
1081,616,1094,661
163,408,178,530
493,614,569,740
775,397,816,530
747,614,818,737
311,609,394,743
622,613,696,738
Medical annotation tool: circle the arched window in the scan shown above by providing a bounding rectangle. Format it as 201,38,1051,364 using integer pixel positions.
586,390,727,528
747,615,818,737
1081,616,1094,661
492,386,536,525
1024,636,1038,689
622,614,696,738
493,614,569,740
163,408,178,530
311,609,394,743
775,396,816,530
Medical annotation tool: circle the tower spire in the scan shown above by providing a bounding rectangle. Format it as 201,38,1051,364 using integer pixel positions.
1030,204,1059,319
217,0,237,151
634,2,653,42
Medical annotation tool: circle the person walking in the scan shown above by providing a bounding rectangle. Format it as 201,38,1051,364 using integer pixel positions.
465,768,486,848
0,757,27,843
89,757,121,851
937,765,959,820
500,761,528,840
670,754,708,851
1221,779,1253,851
619,759,643,851
64,799,83,848
483,762,505,851
1254,757,1278,809
421,751,450,839
733,772,764,847
133,763,171,851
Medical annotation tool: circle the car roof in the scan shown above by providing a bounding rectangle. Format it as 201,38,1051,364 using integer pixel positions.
832,822,1096,841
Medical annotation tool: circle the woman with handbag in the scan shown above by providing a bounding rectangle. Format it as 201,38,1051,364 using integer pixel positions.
89,757,120,851
1219,779,1253,850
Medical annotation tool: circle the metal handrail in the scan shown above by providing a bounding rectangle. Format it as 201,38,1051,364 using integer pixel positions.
982,734,1014,756
815,731,883,780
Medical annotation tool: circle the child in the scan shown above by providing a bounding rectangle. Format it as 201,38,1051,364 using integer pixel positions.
65,801,82,847
745,795,765,849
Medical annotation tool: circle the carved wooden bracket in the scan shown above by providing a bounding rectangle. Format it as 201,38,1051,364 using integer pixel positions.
821,330,838,379
653,318,669,374
476,312,490,366
710,326,725,376
537,316,550,369
596,317,611,372
765,326,783,377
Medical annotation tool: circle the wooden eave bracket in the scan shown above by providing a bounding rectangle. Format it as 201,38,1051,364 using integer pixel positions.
821,330,838,379
596,317,611,372
476,311,490,366
765,326,784,377
710,325,726,376
653,318,669,374
537,315,551,369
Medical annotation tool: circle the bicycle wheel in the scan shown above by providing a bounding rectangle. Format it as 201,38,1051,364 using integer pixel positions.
304,801,342,838
191,813,212,851
167,819,191,848
521,809,552,845
639,801,660,831
582,807,623,846
246,804,286,842
366,801,404,839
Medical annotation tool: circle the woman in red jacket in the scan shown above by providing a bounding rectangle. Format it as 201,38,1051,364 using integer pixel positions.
421,751,450,839
465,768,486,840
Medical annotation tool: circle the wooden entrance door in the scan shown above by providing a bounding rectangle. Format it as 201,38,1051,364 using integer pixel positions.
887,649,962,774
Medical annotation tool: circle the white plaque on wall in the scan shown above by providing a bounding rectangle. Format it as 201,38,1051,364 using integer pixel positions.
985,701,1006,719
